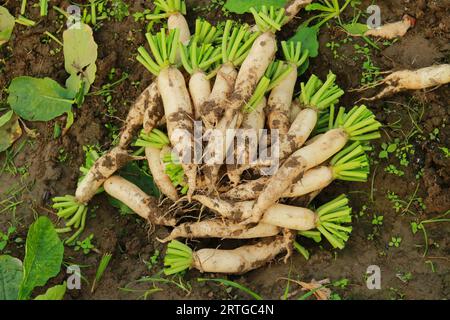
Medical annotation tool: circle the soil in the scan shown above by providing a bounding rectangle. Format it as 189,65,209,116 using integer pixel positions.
0,0,449,300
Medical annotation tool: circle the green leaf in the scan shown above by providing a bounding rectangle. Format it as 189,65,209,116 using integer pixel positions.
18,217,64,300
342,22,369,36
378,150,388,159
224,0,287,14
34,283,66,300
0,6,15,46
289,25,319,58
0,255,23,300
8,76,75,122
0,113,22,152
387,144,397,153
63,23,98,94
0,110,13,128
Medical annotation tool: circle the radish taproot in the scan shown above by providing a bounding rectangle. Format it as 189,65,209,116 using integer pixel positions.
137,28,197,199
200,21,259,127
285,0,314,23
147,0,190,45
225,60,293,185
164,237,289,275
202,7,285,185
267,41,309,134
104,175,176,226
364,64,450,101
224,142,370,200
119,82,164,148
75,146,134,204
245,105,381,225
179,39,221,119
193,194,353,249
364,15,416,39
160,220,280,242
142,82,164,134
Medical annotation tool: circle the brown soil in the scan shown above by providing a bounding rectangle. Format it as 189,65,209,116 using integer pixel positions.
0,0,449,300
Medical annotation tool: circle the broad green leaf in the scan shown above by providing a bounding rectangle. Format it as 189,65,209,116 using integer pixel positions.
0,113,22,152
224,0,287,14
0,255,23,300
18,217,64,300
34,283,66,300
0,6,15,46
0,110,13,127
342,22,369,35
289,25,319,58
8,76,75,122
63,23,98,94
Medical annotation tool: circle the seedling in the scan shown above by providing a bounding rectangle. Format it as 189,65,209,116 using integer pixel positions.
384,164,404,177
378,142,397,159
389,236,402,248
0,226,16,251
439,147,450,158
74,233,96,254
304,0,360,29
371,214,383,226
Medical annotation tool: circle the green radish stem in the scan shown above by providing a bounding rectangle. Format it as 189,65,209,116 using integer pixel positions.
136,129,179,201
267,41,309,134
147,0,190,45
277,71,344,161
164,236,288,275
162,152,189,195
193,18,222,45
52,195,88,244
137,28,197,199
243,60,293,113
180,38,222,119
246,105,381,225
40,0,48,16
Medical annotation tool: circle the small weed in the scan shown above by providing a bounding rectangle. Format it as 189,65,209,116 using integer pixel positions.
74,233,96,254
389,236,402,248
384,164,404,177
378,142,397,159
429,128,440,141
326,41,340,58
0,226,16,251
389,287,405,300
439,146,450,158
57,148,69,163
371,214,383,226
396,272,412,283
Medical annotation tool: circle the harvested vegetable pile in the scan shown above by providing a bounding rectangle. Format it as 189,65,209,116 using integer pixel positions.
48,0,385,275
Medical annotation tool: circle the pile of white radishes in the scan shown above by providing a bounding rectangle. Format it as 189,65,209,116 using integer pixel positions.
52,0,450,275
